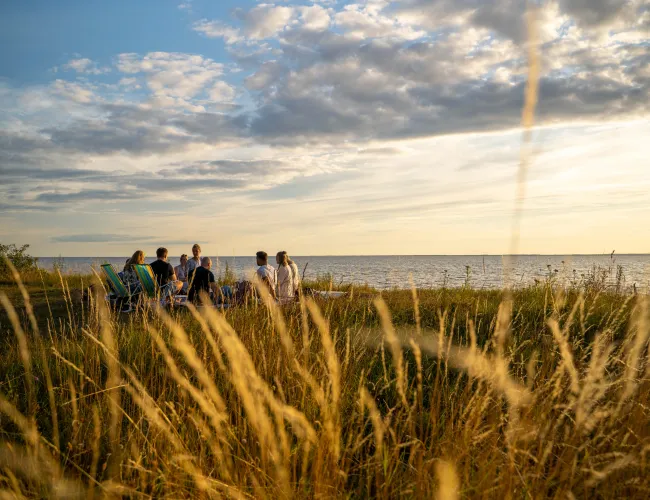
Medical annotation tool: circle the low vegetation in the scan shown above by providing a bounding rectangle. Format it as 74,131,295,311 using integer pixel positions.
0,259,648,498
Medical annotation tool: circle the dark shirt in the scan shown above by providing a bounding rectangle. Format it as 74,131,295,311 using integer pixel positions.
149,259,174,286
188,266,215,303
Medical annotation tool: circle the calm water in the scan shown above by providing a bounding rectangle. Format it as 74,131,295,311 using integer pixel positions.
37,255,650,291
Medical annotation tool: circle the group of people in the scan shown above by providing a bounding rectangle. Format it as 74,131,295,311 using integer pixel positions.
121,244,301,305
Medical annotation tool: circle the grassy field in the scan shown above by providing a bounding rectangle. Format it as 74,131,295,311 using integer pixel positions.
0,269,648,498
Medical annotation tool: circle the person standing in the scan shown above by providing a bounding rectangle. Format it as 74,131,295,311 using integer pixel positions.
256,251,277,300
187,244,202,279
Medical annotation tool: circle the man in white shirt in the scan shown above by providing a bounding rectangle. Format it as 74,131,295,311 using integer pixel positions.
256,251,277,300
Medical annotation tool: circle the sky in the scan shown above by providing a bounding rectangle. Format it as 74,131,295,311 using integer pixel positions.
0,0,649,257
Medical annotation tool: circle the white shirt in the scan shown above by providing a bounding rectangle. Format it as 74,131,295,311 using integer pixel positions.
289,261,300,292
256,264,277,294
277,265,295,303
174,264,187,281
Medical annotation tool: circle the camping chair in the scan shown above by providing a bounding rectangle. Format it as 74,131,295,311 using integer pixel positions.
101,264,138,312
133,264,186,307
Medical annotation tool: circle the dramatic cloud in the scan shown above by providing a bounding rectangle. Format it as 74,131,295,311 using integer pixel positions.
1,0,649,255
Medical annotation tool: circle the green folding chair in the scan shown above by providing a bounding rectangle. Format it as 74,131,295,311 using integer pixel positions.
101,264,137,312
101,264,128,297
133,264,161,301
133,264,184,307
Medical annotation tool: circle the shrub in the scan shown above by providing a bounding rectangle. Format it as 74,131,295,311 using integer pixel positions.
0,243,39,280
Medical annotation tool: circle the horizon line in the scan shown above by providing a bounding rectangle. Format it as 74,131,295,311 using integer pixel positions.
35,253,650,258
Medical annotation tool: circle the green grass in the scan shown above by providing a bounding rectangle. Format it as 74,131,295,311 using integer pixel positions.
0,273,648,498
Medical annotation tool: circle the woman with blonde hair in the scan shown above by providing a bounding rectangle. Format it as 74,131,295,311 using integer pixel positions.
123,250,145,292
276,251,300,304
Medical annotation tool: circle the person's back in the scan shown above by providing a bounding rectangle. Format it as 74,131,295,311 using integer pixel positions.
123,250,145,290
188,259,216,303
277,264,294,303
255,251,277,299
257,264,276,286
276,251,297,304
150,259,174,286
289,260,300,295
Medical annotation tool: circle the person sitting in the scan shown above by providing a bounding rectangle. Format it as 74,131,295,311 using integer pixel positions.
149,247,183,297
188,256,217,304
175,254,189,293
256,251,277,300
276,251,300,304
123,250,145,293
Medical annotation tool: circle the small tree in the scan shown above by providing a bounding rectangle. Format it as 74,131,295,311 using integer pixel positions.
0,243,39,279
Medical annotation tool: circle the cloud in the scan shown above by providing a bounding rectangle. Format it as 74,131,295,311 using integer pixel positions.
299,5,331,32
40,103,243,155
557,0,645,28
237,0,648,143
35,189,135,204
62,58,111,75
50,233,154,243
51,79,99,104
2,0,649,220
193,20,243,44
334,2,425,41
115,52,232,108
0,202,50,213
1,165,104,181
233,4,296,40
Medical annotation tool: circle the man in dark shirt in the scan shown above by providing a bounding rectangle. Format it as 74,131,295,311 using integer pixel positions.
150,247,183,295
188,256,218,303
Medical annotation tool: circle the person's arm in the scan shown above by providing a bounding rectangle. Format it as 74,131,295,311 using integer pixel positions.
209,272,218,298
169,263,178,281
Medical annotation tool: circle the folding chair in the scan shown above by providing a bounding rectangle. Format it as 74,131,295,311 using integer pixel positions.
133,264,186,307
101,264,137,312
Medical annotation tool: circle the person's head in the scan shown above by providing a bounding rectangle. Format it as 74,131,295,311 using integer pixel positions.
180,254,188,266
192,244,201,258
201,256,211,269
256,251,268,266
276,251,289,267
125,250,145,270
156,247,168,261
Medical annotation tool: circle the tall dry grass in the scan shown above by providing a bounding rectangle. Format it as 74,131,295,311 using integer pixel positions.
0,265,648,498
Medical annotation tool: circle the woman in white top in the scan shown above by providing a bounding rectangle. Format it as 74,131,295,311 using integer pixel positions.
276,251,300,304
175,254,189,293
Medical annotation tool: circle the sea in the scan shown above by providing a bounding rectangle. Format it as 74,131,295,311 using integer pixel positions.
36,255,650,291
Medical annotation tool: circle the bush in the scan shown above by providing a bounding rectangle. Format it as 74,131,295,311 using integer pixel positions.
0,243,39,279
